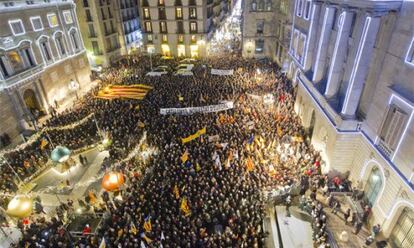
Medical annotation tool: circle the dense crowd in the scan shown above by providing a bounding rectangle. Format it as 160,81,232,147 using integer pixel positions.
4,54,331,248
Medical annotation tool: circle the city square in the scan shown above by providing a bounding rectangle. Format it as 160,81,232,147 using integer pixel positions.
0,0,413,248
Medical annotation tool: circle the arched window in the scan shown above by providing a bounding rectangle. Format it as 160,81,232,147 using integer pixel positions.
265,0,272,11
54,32,67,57
364,167,383,206
391,208,414,248
257,0,265,11
69,29,81,52
251,0,257,11
38,36,53,64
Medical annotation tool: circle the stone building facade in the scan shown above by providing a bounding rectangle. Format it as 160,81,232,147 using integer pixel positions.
139,0,232,58
289,0,414,244
0,0,91,144
241,0,293,69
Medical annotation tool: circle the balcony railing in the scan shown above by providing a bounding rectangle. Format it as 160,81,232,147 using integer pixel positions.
0,64,43,89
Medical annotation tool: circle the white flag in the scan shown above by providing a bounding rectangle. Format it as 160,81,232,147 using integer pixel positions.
141,241,147,248
161,231,165,240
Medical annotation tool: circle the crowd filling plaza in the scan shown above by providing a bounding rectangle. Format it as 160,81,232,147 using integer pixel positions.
0,55,383,248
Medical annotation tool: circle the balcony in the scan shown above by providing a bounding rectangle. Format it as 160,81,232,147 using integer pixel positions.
0,64,44,89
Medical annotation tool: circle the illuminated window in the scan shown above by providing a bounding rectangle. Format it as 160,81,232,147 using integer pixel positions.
178,34,184,43
251,0,256,11
190,21,197,33
143,8,150,19
9,19,25,36
30,16,43,31
145,21,152,32
265,0,271,11
147,34,153,42
162,34,168,43
47,13,59,27
390,208,414,248
189,7,197,19
160,21,167,33
158,0,164,5
191,35,196,43
176,7,183,19
63,10,73,24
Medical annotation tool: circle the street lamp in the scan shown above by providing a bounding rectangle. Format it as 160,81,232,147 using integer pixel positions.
6,195,33,218
101,171,125,192
68,79,80,100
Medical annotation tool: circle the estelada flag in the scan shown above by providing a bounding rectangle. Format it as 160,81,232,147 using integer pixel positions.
181,150,189,163
246,157,254,172
40,138,49,150
180,197,191,216
131,222,138,235
143,216,152,233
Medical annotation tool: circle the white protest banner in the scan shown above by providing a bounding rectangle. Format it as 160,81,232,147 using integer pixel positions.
160,101,234,115
211,69,234,76
208,135,220,143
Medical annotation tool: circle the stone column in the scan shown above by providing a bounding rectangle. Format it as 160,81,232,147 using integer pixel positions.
34,79,49,114
303,3,322,71
341,15,381,116
325,10,355,98
312,6,336,83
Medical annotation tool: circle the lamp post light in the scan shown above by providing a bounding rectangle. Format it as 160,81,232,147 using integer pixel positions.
101,171,125,192
68,79,80,100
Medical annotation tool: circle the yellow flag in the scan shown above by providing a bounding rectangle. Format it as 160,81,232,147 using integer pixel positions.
181,150,189,163
173,185,180,199
181,127,206,144
138,121,145,128
40,138,49,150
196,163,201,172
246,157,254,172
143,218,152,233
180,197,191,216
131,222,138,235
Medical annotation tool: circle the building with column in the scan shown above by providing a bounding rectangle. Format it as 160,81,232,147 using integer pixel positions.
139,0,232,58
289,0,414,243
242,0,293,70
0,0,91,144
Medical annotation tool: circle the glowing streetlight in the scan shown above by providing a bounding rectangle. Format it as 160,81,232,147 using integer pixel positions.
6,195,33,218
51,146,71,163
101,171,125,192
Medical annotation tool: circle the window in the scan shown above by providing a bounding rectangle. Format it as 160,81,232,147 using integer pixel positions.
364,167,382,207
176,7,183,19
178,34,184,43
0,56,10,78
158,0,164,5
296,0,303,17
177,21,184,33
147,34,153,42
265,0,271,11
160,21,167,33
86,9,92,21
145,22,152,32
190,21,197,33
191,35,196,43
88,24,96,37
162,34,168,43
101,8,106,19
159,8,166,19
256,20,264,34
108,7,112,18
55,33,66,56
70,30,81,51
390,208,414,248
251,0,256,11
297,33,306,63
175,0,182,5
39,37,53,62
189,8,197,19
83,0,89,7
304,0,311,20
255,39,264,53
406,37,414,65
143,8,150,19
30,16,43,31
92,41,100,55
9,20,25,36
63,10,73,24
47,13,59,27
188,0,196,5
378,104,409,154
